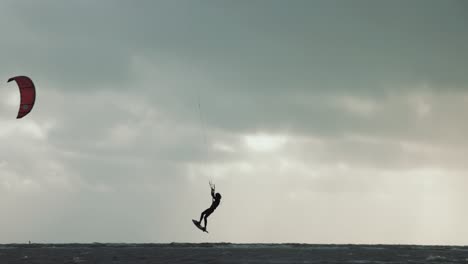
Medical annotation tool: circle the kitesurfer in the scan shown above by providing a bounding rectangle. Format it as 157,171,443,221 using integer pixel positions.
195,181,221,232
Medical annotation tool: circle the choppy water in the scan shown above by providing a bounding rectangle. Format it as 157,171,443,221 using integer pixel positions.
0,243,467,263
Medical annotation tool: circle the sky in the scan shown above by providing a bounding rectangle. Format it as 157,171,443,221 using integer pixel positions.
1,0,468,245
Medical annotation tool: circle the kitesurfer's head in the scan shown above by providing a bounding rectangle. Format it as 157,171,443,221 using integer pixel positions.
215,193,222,200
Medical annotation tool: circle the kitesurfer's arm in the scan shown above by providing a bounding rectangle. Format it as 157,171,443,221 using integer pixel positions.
211,186,215,199
209,181,216,200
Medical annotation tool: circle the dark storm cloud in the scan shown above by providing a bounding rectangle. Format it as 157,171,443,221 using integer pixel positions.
3,0,468,139
2,0,467,91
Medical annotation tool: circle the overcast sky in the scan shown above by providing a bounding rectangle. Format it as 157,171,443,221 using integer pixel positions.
1,0,468,245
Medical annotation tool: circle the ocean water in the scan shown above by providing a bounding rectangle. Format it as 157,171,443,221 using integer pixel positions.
0,243,467,263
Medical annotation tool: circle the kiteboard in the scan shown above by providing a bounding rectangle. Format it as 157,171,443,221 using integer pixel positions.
192,219,208,233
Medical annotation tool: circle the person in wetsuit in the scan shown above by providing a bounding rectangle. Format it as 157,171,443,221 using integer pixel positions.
196,181,221,232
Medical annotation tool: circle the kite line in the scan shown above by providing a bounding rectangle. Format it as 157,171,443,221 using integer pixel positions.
196,93,213,183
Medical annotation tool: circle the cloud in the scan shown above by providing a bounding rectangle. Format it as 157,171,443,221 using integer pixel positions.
244,133,288,152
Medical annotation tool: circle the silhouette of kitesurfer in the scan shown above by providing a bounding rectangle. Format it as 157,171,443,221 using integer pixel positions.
195,181,221,232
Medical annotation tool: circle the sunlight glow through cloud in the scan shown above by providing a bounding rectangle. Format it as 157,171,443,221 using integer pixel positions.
244,133,288,152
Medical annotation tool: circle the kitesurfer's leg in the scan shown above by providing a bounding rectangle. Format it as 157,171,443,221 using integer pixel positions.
198,211,205,224
203,214,208,229
202,209,213,229
199,208,210,224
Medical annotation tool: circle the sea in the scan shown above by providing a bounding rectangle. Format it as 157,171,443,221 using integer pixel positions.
0,243,467,263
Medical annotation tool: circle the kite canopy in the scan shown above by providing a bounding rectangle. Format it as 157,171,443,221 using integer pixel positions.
7,76,36,119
